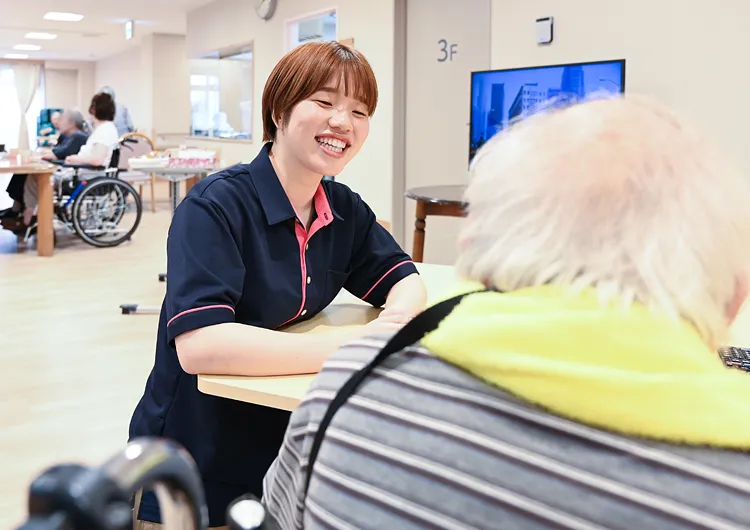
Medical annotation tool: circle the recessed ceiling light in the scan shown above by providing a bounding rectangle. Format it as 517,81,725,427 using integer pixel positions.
25,32,58,40
4,54,29,59
43,12,84,22
13,44,41,51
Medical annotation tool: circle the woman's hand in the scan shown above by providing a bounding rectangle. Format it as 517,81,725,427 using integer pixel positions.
65,154,80,164
377,307,415,325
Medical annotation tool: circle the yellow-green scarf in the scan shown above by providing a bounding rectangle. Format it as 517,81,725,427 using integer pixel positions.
421,282,750,448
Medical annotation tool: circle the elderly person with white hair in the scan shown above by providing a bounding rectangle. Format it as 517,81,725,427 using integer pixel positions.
0,109,89,228
99,85,135,137
262,94,750,530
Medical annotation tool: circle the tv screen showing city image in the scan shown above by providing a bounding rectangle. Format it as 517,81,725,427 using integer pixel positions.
469,59,625,162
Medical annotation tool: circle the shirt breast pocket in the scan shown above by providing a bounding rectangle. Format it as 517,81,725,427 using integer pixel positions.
323,269,351,306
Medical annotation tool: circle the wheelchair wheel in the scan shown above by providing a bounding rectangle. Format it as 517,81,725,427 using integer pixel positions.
71,177,142,247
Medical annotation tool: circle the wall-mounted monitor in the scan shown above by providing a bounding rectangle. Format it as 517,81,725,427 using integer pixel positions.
469,59,625,162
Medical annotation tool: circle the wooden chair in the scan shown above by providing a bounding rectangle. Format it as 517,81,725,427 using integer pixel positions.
116,132,157,213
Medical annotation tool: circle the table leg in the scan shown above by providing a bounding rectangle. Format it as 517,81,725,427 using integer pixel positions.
36,171,54,257
122,173,199,316
170,181,180,215
412,200,426,263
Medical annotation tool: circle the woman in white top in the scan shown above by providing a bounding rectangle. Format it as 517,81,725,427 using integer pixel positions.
21,92,120,226
65,92,120,167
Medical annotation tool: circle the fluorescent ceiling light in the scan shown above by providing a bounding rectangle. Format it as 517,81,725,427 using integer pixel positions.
25,32,57,40
43,12,84,22
4,54,29,59
13,44,41,51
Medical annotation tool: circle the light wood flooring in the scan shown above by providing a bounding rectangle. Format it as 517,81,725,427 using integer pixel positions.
0,178,177,528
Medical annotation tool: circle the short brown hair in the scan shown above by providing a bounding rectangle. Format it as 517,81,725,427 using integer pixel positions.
89,92,116,122
262,41,378,142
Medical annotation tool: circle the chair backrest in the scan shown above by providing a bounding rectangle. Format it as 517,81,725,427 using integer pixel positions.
118,132,156,170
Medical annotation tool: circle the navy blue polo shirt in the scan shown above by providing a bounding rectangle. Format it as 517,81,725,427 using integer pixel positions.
129,143,417,526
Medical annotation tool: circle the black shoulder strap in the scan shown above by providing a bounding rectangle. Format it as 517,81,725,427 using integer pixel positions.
303,288,490,495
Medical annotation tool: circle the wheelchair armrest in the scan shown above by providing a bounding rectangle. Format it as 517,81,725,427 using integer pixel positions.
48,159,106,171
60,163,107,171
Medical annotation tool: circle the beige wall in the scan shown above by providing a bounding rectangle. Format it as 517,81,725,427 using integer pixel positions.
95,47,150,131
186,0,397,219
491,0,750,176
44,69,78,110
401,0,491,264
44,60,95,113
151,34,191,137
94,34,191,139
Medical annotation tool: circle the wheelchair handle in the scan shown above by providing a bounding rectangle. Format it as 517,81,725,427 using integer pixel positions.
15,438,209,530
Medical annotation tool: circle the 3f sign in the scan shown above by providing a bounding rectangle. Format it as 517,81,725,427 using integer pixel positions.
437,39,457,62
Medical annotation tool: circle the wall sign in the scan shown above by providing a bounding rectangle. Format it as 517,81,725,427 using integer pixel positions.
437,39,458,62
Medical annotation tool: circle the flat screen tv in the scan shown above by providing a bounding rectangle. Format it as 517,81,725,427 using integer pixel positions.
469,59,625,162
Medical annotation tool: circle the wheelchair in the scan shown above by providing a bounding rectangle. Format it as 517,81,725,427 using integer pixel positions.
24,137,143,248
15,438,276,530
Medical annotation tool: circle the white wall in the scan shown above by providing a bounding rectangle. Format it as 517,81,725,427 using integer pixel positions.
94,34,191,141
44,60,95,113
186,0,397,219
151,34,191,137
401,0,491,264
491,0,750,178
45,69,78,110
95,47,150,131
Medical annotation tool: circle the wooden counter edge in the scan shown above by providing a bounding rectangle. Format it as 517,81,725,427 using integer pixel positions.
197,375,304,412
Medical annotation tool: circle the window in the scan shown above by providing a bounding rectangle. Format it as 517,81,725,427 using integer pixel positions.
190,44,253,141
286,9,337,51
0,63,46,150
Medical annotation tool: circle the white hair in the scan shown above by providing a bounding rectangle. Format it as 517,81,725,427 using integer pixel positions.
99,85,115,99
457,94,750,346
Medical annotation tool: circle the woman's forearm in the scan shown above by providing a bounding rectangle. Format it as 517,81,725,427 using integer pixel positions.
175,322,362,376
67,144,108,166
68,153,106,166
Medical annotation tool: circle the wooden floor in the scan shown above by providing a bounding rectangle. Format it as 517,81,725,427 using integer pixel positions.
0,179,177,528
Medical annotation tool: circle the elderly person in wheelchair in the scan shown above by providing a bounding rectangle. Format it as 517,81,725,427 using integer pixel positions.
20,92,120,229
8,92,144,248
0,109,88,226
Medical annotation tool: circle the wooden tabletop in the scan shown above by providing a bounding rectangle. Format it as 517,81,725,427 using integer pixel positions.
197,262,459,410
0,160,56,174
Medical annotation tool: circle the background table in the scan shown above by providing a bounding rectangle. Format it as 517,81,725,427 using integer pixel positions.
0,161,56,256
197,262,458,410
405,185,467,262
134,165,217,215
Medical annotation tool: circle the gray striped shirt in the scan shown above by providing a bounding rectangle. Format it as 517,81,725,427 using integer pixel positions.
262,335,750,529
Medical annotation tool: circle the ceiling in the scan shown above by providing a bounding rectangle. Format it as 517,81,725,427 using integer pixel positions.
0,0,215,61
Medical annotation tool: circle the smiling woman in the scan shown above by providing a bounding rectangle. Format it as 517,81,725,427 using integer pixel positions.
261,41,378,188
129,40,426,529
